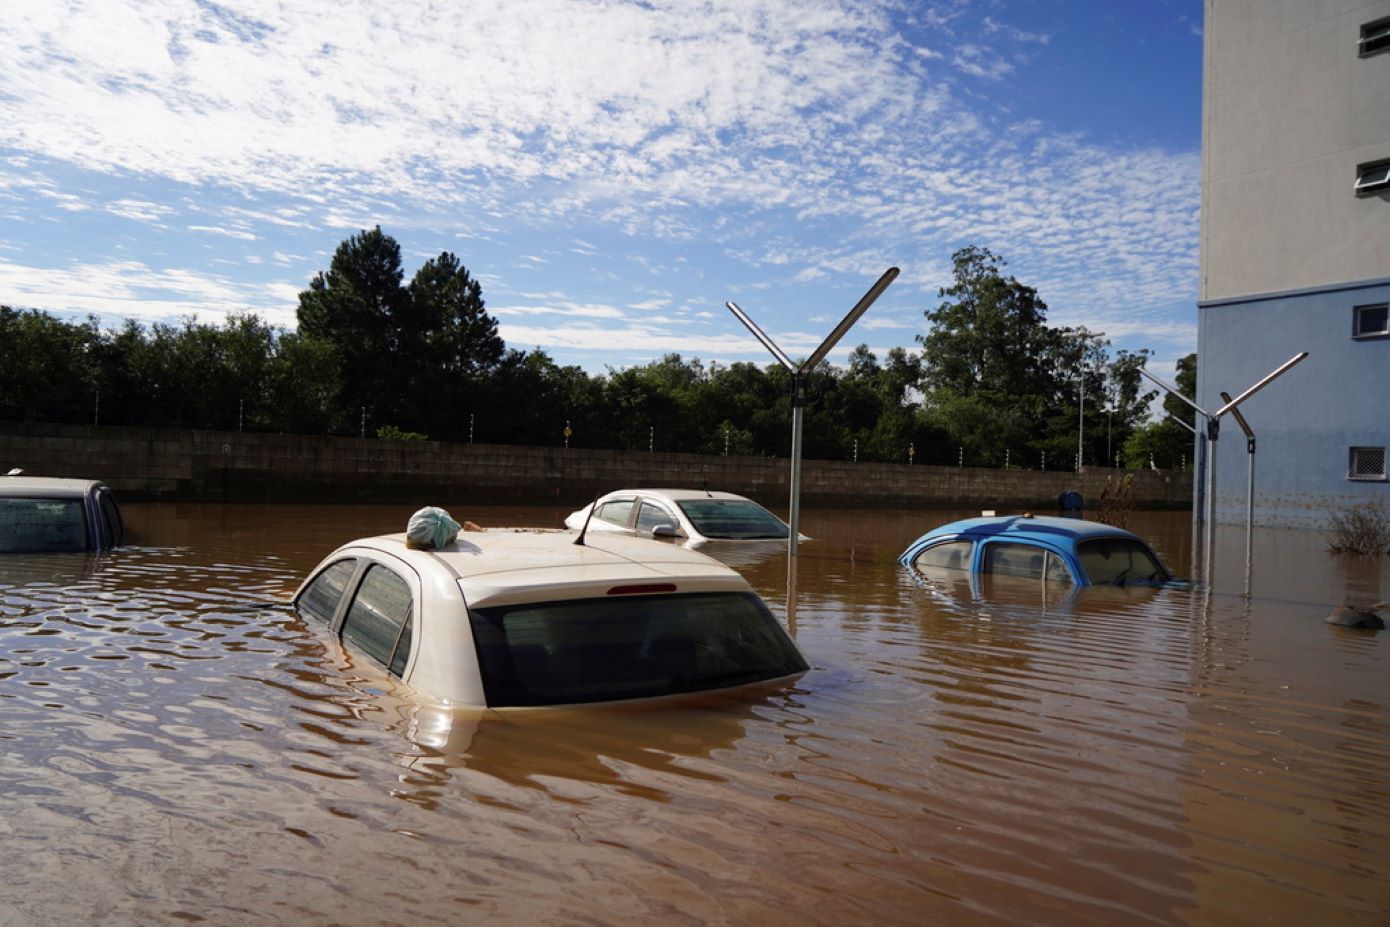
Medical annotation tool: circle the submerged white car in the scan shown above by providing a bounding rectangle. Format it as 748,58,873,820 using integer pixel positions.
564,489,799,544
292,529,808,707
0,474,124,553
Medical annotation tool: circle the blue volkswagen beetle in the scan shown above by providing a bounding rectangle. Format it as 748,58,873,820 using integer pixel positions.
899,515,1174,587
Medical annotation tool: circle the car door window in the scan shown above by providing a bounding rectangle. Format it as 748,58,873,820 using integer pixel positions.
595,499,635,526
340,564,414,676
982,542,1047,580
298,559,357,624
1044,551,1074,585
915,540,972,570
636,501,678,533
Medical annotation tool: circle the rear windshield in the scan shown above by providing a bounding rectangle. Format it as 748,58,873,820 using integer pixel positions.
0,497,88,552
676,499,788,540
468,592,807,707
1076,539,1169,585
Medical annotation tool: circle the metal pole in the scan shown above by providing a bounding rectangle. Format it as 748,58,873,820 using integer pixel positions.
1220,390,1257,594
1205,418,1219,583
239,399,244,433
94,390,99,427
1078,375,1084,473
469,413,474,444
787,375,805,613
360,407,366,439
649,426,654,453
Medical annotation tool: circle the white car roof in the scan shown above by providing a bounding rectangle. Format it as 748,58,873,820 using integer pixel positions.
595,488,756,503
0,476,105,497
335,528,750,609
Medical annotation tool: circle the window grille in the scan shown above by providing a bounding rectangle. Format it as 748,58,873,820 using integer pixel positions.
1349,446,1387,481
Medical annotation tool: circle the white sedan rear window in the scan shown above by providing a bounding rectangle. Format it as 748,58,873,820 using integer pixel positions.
468,592,806,706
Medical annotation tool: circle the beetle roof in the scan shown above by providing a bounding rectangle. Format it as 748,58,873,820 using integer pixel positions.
923,515,1143,544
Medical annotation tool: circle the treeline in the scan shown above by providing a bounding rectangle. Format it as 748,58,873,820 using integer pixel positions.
0,231,1195,470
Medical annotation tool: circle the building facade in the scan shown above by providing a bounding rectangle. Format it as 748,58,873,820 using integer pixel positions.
1199,0,1390,526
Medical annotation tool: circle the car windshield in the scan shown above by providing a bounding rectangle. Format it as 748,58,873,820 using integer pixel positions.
1076,538,1168,585
676,499,788,540
468,592,807,707
0,497,88,552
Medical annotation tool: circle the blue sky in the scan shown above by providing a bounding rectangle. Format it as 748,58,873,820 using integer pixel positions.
1,0,1203,385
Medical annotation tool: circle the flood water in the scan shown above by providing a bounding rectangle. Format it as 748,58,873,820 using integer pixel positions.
1,502,1387,925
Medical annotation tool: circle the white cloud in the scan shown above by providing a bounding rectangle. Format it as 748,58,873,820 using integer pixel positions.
0,257,297,326
0,1,1200,364
188,224,257,240
105,198,172,222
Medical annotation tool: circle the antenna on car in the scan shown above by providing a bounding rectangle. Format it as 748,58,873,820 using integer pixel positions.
573,491,603,546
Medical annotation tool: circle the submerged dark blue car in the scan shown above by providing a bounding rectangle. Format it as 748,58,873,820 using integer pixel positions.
899,515,1174,587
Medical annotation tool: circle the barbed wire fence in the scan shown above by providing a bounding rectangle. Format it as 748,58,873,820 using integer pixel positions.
5,395,1187,473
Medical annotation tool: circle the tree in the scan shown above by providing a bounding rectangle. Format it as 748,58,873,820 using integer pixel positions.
296,227,411,418
409,251,504,378
917,246,1067,465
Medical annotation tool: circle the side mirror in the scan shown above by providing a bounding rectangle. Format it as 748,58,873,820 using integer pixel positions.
651,524,682,539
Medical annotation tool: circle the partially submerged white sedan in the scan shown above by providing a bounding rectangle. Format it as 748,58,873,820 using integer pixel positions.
293,529,807,708
564,488,798,545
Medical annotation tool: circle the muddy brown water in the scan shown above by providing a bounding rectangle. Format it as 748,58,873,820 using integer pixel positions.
1,503,1387,925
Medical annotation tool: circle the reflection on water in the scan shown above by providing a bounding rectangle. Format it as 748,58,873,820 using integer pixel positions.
0,503,1387,924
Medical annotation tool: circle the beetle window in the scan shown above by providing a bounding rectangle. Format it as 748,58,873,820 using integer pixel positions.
595,499,635,526
298,558,357,624
1044,551,1074,585
1076,539,1168,585
0,498,88,552
982,542,1047,580
341,564,414,675
914,539,972,571
469,592,807,707
636,501,678,533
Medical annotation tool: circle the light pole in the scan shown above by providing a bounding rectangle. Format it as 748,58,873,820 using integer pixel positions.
1068,328,1105,473
726,267,899,618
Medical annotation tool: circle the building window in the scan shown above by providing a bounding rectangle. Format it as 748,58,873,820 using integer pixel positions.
1353,303,1390,338
1349,447,1387,481
1360,16,1390,57
1355,160,1390,196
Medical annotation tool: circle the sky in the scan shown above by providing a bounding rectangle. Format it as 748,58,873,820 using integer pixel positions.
0,0,1204,385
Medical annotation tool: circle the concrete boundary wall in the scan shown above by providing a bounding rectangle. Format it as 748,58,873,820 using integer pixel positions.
0,422,1192,510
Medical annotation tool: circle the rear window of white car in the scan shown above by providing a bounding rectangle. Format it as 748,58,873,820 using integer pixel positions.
468,592,807,707
0,497,88,552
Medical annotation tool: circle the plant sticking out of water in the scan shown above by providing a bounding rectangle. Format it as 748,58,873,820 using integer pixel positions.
1326,500,1390,555
1096,473,1136,530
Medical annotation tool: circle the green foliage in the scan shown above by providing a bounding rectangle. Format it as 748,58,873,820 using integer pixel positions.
1,240,1190,471
376,425,429,442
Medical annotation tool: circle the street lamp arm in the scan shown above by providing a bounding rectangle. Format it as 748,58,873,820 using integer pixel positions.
1212,352,1308,419
802,267,900,371
1139,367,1211,420
725,301,796,372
